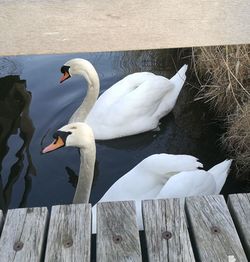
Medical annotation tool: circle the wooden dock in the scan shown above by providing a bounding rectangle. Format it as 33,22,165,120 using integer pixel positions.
0,194,249,261
0,0,250,56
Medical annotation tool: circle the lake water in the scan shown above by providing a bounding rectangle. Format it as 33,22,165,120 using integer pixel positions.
0,50,248,213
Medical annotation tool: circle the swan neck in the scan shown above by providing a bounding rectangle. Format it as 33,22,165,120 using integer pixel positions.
73,143,96,204
69,66,100,123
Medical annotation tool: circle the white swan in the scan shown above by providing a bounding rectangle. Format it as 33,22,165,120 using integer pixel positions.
42,123,232,231
60,58,188,140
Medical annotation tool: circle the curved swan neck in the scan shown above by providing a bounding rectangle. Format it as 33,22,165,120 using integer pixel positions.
69,61,100,123
73,141,96,204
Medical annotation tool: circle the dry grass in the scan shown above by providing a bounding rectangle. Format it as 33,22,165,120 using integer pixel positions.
223,104,250,176
192,45,250,116
192,45,250,177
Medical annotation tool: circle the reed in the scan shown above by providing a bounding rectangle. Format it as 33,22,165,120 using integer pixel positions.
192,45,250,115
192,45,250,177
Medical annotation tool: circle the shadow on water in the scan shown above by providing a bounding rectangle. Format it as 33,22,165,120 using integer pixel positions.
0,75,36,212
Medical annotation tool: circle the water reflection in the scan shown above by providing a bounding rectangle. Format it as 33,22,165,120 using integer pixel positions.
0,76,36,212
0,57,22,78
116,49,178,76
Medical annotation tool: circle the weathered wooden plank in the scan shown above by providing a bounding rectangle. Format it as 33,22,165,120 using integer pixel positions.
44,204,91,262
0,207,48,262
0,0,249,56
186,195,247,262
227,193,250,259
142,198,195,262
96,201,142,262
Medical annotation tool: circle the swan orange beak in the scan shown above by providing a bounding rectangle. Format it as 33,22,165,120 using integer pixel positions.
60,72,71,83
42,136,65,154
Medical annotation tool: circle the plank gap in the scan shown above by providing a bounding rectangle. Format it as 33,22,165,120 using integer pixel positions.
0,210,3,235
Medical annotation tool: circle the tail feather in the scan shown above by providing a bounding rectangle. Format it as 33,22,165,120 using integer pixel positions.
170,64,188,89
208,159,232,193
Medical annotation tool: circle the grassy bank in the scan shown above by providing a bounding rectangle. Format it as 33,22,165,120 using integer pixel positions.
191,45,250,178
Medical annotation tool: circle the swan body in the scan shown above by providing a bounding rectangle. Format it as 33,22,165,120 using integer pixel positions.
60,58,188,140
42,123,232,232
92,157,231,232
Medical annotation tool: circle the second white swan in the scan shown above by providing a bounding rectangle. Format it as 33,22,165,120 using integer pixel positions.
60,58,188,140
42,122,232,231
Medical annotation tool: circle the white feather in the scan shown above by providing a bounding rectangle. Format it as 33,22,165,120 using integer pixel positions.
92,155,231,232
62,58,188,139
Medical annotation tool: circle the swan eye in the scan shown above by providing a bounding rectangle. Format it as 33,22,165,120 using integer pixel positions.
70,126,77,130
61,65,70,74
52,131,72,142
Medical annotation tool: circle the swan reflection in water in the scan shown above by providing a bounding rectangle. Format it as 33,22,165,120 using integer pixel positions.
0,76,36,212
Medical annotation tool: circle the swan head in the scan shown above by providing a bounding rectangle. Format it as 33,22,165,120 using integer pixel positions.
42,122,94,153
60,58,98,85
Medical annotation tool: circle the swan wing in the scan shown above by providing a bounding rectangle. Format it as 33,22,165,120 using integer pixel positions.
92,154,203,232
86,75,175,138
97,154,203,202
85,66,188,139
91,65,187,121
136,154,203,175
112,75,174,119
93,72,156,108
156,170,217,199
88,73,173,121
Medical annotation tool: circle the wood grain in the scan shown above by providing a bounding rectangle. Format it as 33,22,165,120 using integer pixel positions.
0,0,249,56
186,195,247,262
228,193,250,259
0,207,48,262
44,204,91,262
142,198,195,262
96,201,142,262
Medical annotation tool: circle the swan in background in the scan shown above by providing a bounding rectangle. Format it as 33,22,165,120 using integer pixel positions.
59,58,188,140
42,123,232,232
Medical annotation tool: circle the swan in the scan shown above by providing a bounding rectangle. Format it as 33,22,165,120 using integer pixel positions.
42,122,232,232
59,58,188,140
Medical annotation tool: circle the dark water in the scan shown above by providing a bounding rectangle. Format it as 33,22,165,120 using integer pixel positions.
0,50,248,213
